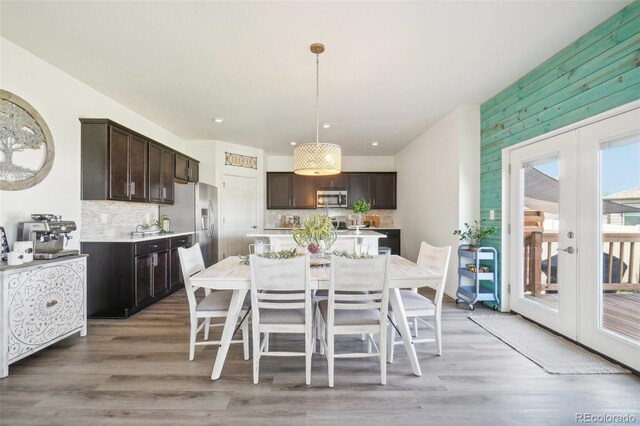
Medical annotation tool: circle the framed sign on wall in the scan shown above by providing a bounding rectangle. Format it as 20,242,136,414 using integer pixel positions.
0,90,55,191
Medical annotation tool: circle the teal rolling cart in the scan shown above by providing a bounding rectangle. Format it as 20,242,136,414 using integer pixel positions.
455,245,499,311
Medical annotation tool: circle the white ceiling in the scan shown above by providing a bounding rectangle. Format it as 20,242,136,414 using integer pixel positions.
0,1,629,155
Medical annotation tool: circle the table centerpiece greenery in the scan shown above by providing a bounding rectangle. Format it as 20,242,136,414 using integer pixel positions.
292,213,337,255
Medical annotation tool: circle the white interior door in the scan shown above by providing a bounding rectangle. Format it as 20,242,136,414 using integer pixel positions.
578,108,640,371
222,174,258,258
508,131,578,339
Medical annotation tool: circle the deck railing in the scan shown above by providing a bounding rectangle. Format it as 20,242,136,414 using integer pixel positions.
524,232,640,296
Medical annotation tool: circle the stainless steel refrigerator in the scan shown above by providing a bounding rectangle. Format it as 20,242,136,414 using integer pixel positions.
160,182,218,267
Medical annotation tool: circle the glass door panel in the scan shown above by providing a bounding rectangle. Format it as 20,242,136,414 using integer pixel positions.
599,138,640,343
509,131,578,339
522,156,560,311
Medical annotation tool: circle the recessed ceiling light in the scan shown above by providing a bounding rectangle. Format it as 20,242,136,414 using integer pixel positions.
371,141,379,146
290,141,297,146
322,123,331,128
213,118,224,123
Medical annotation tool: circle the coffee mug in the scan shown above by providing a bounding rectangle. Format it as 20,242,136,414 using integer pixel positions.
7,251,24,266
13,241,34,263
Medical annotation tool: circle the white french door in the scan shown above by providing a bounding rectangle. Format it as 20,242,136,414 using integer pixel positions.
578,108,640,370
508,106,640,371
509,131,578,339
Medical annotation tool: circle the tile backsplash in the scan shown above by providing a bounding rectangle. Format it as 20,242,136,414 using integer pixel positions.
264,208,396,228
81,200,159,239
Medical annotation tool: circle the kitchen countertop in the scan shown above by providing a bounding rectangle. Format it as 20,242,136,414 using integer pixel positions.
80,231,194,243
249,230,386,238
264,227,400,230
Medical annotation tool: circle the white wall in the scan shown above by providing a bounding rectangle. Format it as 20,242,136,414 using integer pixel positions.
182,140,217,186
266,155,395,172
395,105,480,297
0,38,186,249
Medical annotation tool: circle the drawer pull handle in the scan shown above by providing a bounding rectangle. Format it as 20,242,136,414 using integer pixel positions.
46,300,58,308
149,245,158,248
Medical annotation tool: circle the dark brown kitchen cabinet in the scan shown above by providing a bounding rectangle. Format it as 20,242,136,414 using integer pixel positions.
107,127,147,202
376,229,401,255
135,255,154,306
315,173,347,190
175,154,199,183
345,172,396,209
347,173,372,207
267,172,293,209
83,234,191,318
150,144,175,204
266,172,317,209
148,143,163,203
108,126,130,200
371,173,397,209
169,234,192,290
162,150,175,203
292,174,316,209
81,119,196,203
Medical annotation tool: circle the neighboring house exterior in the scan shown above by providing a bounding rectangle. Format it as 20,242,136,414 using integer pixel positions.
604,188,640,226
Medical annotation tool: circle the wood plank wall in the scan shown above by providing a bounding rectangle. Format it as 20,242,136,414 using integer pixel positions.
479,1,640,302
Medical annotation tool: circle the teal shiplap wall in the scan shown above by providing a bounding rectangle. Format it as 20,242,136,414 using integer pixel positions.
480,1,640,304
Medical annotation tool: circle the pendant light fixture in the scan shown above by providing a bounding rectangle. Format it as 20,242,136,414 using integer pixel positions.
294,43,342,176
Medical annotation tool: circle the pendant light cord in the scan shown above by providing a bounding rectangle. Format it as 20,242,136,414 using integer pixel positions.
316,53,320,145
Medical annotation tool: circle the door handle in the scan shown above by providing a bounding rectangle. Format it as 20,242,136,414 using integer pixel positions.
558,246,575,254
251,226,257,229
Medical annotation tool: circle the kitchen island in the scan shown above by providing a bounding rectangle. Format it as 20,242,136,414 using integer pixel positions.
248,229,386,254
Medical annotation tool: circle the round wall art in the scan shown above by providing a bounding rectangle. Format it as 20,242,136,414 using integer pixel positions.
0,90,55,190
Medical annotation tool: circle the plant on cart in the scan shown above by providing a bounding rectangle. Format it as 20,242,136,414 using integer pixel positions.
453,219,497,249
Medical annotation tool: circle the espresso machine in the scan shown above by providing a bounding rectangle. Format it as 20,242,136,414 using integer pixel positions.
17,214,79,260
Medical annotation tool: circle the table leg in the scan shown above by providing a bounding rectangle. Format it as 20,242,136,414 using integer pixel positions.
388,288,422,376
211,288,248,380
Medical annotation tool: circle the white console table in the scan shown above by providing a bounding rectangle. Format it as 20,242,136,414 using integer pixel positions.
0,255,87,378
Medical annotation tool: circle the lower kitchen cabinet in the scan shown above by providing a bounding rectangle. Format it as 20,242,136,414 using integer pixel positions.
82,234,192,318
376,229,401,255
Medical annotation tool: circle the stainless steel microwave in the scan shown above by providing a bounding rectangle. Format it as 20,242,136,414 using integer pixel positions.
317,190,348,208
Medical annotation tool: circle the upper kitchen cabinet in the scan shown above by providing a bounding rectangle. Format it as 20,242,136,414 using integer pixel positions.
266,172,293,209
266,172,316,209
347,173,372,207
175,154,199,183
315,173,347,190
347,172,397,209
371,172,397,209
149,144,175,204
82,120,148,202
292,174,316,209
80,119,192,204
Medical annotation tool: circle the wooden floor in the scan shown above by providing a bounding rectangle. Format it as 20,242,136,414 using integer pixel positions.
527,292,640,341
2,290,639,426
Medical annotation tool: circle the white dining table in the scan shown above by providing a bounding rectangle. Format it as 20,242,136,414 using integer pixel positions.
190,255,443,380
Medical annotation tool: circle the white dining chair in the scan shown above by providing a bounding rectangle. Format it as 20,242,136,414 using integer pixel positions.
388,242,451,362
249,254,314,385
178,244,250,361
318,254,391,387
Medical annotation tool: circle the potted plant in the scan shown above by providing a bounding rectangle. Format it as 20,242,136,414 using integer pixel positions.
453,219,497,250
351,198,371,224
292,213,337,255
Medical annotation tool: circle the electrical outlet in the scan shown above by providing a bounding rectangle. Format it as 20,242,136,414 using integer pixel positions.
490,210,495,220
100,214,108,224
